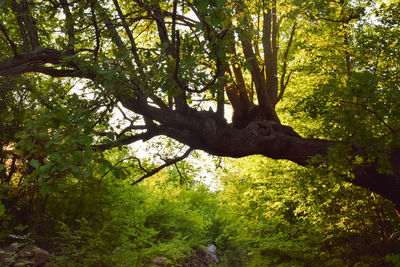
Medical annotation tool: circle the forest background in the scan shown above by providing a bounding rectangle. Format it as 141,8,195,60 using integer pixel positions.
1,0,400,266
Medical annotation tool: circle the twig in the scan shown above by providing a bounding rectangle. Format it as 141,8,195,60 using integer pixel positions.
131,148,193,185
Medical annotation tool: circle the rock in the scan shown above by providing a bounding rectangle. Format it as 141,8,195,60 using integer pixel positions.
150,256,167,266
180,245,219,267
0,244,18,266
19,244,37,258
146,245,219,267
34,248,52,266
0,243,58,267
0,252,13,266
3,243,19,252
205,244,218,264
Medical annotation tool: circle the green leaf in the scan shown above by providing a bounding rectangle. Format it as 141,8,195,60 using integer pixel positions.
99,159,113,173
195,22,203,30
48,152,61,161
71,165,80,175
39,164,50,179
76,135,92,145
197,0,208,13
83,167,93,178
40,183,55,195
15,131,25,138
30,159,40,169
210,14,221,26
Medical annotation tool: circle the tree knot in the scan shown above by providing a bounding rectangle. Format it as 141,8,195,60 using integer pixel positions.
246,120,276,137
246,120,300,138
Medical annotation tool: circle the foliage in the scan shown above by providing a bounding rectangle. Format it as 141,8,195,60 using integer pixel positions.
1,159,221,266
216,156,400,266
49,166,227,266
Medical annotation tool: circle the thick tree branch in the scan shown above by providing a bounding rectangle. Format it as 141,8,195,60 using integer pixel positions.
12,0,30,52
240,37,278,121
14,0,40,49
227,39,252,116
235,2,278,121
262,5,279,104
0,48,94,78
353,148,400,213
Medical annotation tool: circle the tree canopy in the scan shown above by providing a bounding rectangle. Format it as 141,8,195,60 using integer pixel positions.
1,0,400,212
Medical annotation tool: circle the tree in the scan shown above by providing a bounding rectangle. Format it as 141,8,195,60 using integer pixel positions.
0,0,399,212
